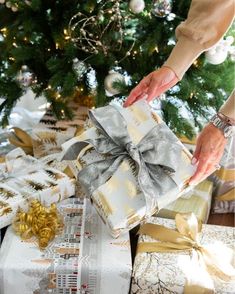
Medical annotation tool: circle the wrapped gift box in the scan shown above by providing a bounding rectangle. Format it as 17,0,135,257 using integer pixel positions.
157,180,213,223
0,197,132,294
0,148,75,229
32,103,88,158
210,137,235,213
62,101,196,237
131,215,235,294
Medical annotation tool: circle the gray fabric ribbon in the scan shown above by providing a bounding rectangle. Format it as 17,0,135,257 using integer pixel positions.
63,104,183,216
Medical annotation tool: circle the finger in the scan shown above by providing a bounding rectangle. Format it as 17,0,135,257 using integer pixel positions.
189,157,208,185
124,81,148,107
191,141,201,165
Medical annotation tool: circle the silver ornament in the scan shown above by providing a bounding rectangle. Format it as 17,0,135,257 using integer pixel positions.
73,58,87,81
104,71,125,95
152,0,172,17
16,65,35,87
129,0,145,14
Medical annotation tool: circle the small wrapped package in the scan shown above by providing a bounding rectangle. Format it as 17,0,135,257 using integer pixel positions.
210,137,235,213
62,101,195,237
131,213,235,294
0,148,75,229
157,180,213,223
0,198,132,294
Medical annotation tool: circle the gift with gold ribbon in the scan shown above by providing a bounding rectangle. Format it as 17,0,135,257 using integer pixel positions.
211,137,235,213
131,213,235,293
0,198,132,294
0,148,75,229
61,101,196,237
156,180,213,223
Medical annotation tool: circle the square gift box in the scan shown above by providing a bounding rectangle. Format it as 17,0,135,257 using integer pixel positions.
0,198,132,294
131,214,235,294
62,100,195,237
157,180,213,223
0,148,75,229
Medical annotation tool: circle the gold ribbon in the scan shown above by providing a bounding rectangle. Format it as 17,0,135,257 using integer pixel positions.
179,135,197,145
216,187,235,201
137,213,235,293
13,199,63,250
215,167,235,182
8,127,33,155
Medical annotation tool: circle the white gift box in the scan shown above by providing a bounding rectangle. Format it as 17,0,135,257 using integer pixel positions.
0,148,75,229
0,198,132,294
131,216,235,294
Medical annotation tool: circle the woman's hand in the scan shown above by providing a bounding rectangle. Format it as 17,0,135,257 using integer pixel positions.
189,123,227,185
124,66,178,107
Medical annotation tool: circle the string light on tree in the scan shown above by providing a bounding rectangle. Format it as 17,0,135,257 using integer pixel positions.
151,0,172,17
129,0,145,14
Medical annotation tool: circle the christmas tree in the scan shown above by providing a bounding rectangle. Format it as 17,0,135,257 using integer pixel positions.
0,0,234,138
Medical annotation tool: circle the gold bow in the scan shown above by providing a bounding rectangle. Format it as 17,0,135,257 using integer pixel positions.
13,199,63,250
8,127,33,155
137,213,235,293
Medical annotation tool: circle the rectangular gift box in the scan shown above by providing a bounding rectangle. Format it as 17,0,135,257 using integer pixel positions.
0,148,75,229
210,138,235,213
157,180,213,223
62,101,196,238
0,198,132,294
131,215,235,294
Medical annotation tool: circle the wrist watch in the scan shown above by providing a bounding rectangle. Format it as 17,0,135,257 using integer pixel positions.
210,112,235,138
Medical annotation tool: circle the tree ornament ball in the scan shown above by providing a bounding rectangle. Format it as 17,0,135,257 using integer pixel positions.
129,0,145,14
152,0,172,17
0,0,5,4
17,65,35,88
205,46,228,65
104,72,124,95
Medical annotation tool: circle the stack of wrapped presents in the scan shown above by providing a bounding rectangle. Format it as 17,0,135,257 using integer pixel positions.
0,101,234,293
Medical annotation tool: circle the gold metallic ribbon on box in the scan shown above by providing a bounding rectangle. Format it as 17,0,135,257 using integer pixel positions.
216,187,235,201
137,213,235,293
8,127,33,155
215,167,235,182
13,199,63,250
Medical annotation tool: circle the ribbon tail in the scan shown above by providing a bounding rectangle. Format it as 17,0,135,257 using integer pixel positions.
215,187,235,201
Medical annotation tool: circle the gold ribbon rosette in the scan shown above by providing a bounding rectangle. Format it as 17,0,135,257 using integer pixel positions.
13,199,63,250
137,213,235,293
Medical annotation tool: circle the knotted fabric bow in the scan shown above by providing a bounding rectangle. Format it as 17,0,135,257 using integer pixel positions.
62,102,185,216
0,148,43,181
137,213,235,293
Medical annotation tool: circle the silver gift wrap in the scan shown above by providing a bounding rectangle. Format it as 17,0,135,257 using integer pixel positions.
0,198,132,294
62,101,195,237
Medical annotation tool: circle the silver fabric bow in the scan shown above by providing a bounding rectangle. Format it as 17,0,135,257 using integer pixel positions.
63,104,183,216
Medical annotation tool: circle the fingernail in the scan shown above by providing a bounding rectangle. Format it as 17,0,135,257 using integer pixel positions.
191,157,197,165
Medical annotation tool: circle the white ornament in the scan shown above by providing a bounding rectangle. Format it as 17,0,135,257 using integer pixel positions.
205,36,234,65
129,0,145,14
11,6,18,12
104,71,125,95
0,0,5,4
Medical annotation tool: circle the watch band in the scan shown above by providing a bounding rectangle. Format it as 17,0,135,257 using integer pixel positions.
210,113,235,138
